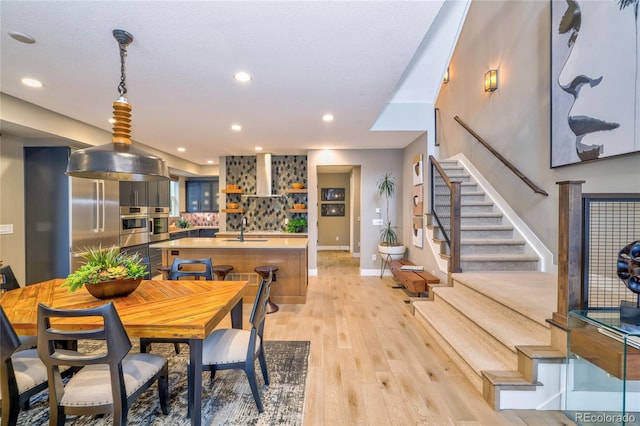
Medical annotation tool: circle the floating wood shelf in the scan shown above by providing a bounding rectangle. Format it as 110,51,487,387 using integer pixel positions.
222,208,244,213
287,209,308,213
221,189,244,194
286,189,308,194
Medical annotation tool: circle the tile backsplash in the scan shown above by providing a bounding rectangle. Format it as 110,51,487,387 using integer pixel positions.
225,155,307,232
174,212,219,227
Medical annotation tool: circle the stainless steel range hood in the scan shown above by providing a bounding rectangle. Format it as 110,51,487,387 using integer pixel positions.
242,153,283,198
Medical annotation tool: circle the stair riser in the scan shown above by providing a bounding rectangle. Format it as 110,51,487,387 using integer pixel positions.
433,216,504,226
444,174,472,182
461,229,514,239
460,243,526,254
435,194,487,203
435,203,495,213
435,183,479,193
461,260,539,272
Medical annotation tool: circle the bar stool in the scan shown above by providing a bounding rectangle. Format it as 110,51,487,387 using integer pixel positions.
254,265,279,314
213,265,234,281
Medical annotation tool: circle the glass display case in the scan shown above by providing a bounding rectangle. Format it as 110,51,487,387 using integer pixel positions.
566,310,640,425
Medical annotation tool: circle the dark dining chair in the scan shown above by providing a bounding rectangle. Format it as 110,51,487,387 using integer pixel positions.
141,257,214,355
36,302,169,426
1,305,58,426
0,266,37,351
200,270,272,412
168,257,214,280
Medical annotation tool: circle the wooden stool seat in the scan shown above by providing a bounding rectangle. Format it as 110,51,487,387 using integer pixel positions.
213,265,234,281
254,266,279,314
158,265,171,280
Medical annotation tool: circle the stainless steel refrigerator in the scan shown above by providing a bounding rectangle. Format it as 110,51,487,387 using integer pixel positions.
24,147,119,284
69,178,120,271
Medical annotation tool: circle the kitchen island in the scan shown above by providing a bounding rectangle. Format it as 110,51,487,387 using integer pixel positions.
149,237,308,304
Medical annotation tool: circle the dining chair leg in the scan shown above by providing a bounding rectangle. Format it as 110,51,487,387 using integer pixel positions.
158,363,169,415
244,364,264,413
258,349,269,385
173,343,181,354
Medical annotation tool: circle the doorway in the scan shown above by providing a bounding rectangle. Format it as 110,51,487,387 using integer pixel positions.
316,165,361,258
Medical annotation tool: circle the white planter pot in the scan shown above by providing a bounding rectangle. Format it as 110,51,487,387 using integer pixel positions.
378,244,406,260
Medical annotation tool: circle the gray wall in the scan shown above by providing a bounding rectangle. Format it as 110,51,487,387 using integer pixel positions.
317,173,351,247
436,0,640,260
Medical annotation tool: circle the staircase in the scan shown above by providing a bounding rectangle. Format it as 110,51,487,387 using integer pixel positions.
414,158,564,410
431,159,540,272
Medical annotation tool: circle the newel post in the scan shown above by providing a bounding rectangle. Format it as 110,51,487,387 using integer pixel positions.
552,181,585,328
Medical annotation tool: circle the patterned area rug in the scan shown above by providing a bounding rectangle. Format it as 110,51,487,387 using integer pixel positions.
15,340,310,425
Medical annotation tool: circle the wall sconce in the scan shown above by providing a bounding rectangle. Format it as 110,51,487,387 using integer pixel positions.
484,69,498,92
443,67,449,84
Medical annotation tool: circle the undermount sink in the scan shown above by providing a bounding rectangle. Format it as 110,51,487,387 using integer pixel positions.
224,238,269,242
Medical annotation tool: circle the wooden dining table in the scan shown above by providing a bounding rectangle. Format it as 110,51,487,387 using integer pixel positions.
0,278,249,426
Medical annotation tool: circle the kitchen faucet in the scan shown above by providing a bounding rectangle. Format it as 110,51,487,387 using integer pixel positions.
240,215,247,242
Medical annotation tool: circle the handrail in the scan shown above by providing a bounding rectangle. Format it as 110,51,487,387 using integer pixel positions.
429,156,461,277
454,115,548,196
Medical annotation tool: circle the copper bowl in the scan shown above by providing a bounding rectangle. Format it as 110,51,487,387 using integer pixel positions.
291,182,304,189
226,202,239,209
294,203,306,209
226,184,239,190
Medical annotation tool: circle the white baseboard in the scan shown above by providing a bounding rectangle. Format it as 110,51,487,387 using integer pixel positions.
308,269,318,276
360,268,391,277
317,245,350,251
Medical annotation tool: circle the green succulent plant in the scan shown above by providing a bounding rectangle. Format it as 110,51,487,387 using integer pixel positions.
63,246,148,292
286,218,307,233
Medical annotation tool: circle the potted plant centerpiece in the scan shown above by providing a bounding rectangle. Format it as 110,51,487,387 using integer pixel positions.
377,172,406,260
63,246,148,299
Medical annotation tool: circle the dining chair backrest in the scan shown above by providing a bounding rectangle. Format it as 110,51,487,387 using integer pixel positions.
0,265,20,292
0,305,22,365
141,257,152,280
169,257,214,280
249,270,272,338
37,302,132,369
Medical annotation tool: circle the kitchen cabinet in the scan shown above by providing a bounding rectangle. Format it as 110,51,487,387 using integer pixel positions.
199,228,217,238
188,229,200,238
186,180,219,212
119,181,148,207
148,180,170,207
170,230,189,240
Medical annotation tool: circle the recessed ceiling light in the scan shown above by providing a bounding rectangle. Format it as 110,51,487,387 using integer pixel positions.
322,114,334,122
255,146,263,151
177,147,186,152
8,31,36,44
231,124,242,131
233,71,252,82
207,160,214,164
21,78,43,88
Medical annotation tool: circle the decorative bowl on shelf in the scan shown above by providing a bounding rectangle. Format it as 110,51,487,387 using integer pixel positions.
294,203,306,209
226,202,240,209
226,184,239,190
291,182,304,189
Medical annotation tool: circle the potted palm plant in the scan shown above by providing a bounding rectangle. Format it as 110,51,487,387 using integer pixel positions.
63,246,148,299
377,172,406,260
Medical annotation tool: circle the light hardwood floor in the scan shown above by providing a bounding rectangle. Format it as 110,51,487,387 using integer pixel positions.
240,250,575,425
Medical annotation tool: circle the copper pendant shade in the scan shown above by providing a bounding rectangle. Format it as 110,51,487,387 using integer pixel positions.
66,30,169,181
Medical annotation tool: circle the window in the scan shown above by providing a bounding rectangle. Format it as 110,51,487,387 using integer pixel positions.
170,180,180,216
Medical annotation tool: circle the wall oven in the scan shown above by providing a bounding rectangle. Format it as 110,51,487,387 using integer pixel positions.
148,207,170,242
120,206,149,248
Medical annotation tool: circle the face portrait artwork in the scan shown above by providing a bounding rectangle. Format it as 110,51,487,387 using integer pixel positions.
551,0,639,167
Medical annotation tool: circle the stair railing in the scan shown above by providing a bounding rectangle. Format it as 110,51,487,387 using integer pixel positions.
454,116,548,196
429,155,461,277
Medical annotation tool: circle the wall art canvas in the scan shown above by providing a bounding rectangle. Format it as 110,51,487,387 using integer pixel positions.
321,203,345,217
412,185,423,216
321,188,345,201
412,154,423,185
412,216,423,248
551,0,640,167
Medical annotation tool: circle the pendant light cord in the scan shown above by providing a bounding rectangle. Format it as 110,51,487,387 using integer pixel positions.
118,40,128,97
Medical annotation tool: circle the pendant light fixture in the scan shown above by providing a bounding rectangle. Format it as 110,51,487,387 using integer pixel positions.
66,30,169,181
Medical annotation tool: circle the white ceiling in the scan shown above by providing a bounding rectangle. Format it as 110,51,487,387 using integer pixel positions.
1,1,447,167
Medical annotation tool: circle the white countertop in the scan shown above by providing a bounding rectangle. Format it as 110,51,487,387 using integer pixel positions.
150,237,308,249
